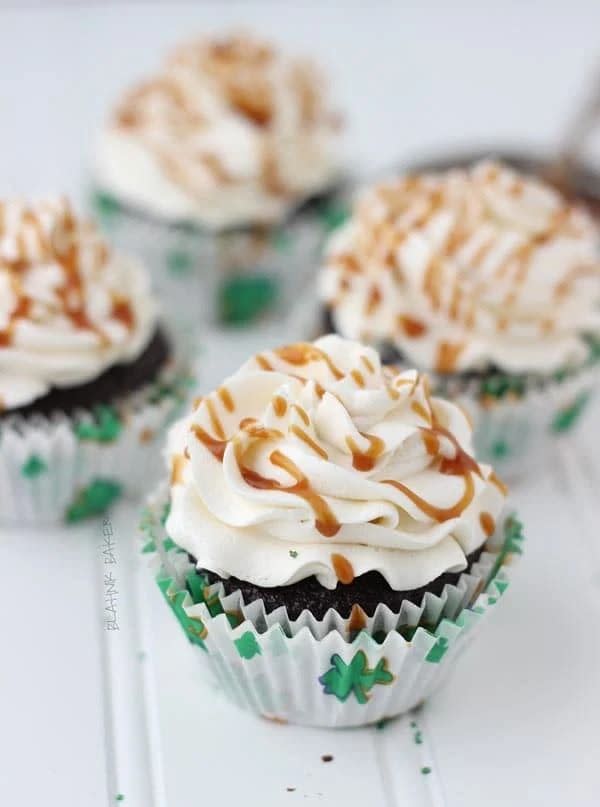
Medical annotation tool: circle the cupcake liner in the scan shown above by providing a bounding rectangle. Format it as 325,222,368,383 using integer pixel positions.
140,488,523,728
0,365,191,526
91,188,350,356
432,360,600,477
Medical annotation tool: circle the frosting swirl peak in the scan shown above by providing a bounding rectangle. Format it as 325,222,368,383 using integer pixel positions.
0,197,157,410
321,161,600,374
166,335,506,590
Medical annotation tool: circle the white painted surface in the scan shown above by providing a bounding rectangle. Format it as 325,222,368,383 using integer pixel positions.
1,2,600,806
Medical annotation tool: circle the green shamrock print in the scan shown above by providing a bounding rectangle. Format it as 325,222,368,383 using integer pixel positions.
74,405,122,443
66,478,122,523
551,391,590,434
319,651,393,704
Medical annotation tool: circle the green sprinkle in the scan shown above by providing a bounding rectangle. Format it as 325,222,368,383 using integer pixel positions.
375,718,389,731
234,631,262,660
414,731,423,745
21,455,47,479
115,795,125,802
409,721,417,728
421,767,431,775
289,550,298,559
551,391,590,433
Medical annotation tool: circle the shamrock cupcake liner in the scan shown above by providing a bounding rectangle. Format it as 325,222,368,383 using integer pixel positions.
141,490,524,728
91,189,350,355
433,359,600,477
0,366,191,526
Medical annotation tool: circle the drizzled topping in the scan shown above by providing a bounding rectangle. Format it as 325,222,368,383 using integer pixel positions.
321,160,600,374
166,335,506,590
96,32,341,229
0,197,157,410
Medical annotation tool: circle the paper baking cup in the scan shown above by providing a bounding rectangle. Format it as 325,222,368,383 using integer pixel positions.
433,361,600,478
91,189,349,356
0,367,191,526
141,490,524,728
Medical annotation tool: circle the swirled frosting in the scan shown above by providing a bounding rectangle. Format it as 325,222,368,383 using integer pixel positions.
95,32,341,229
0,197,157,411
166,335,506,590
321,161,600,375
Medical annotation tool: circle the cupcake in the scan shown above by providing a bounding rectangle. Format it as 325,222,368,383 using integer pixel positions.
93,31,345,336
142,334,522,727
0,197,189,525
320,160,600,473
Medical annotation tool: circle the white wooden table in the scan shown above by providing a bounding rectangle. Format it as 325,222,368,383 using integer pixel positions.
2,3,600,805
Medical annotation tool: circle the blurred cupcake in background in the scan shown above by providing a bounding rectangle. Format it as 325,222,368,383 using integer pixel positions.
93,31,346,340
142,334,523,727
0,197,189,525
320,161,600,473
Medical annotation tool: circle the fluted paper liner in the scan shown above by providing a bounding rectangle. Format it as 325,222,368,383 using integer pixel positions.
0,366,190,526
141,488,524,728
92,189,349,355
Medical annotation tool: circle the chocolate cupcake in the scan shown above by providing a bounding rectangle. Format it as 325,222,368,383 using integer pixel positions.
93,31,346,336
142,335,522,727
0,197,189,524
320,160,600,472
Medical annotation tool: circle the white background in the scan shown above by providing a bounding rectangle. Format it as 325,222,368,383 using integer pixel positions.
1,3,600,806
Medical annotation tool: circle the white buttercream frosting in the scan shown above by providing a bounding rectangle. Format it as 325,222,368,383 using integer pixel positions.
95,32,341,230
166,335,506,590
321,160,600,375
0,197,158,411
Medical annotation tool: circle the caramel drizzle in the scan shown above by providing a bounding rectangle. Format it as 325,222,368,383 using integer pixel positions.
350,369,365,388
255,353,273,371
111,297,135,330
346,434,385,472
275,342,344,380
290,425,328,459
191,423,227,461
348,603,368,631
217,386,235,412
360,355,375,373
423,256,442,311
489,471,508,496
398,315,427,338
205,398,226,440
331,553,355,584
365,285,382,315
171,454,188,484
272,395,287,417
291,404,309,425
269,451,339,537
385,472,475,522
479,511,495,538
435,341,464,373
385,418,482,521
411,400,431,423
0,294,31,347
